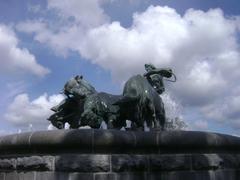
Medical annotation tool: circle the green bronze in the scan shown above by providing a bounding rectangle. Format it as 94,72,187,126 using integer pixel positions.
48,64,176,131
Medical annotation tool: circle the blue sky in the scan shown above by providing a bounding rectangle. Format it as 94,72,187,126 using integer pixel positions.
1,0,240,135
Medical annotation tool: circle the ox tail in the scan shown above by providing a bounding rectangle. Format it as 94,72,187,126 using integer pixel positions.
113,95,140,105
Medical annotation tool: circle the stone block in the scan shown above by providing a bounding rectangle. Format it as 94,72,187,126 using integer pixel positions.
193,154,240,171
117,172,146,180
149,154,191,171
95,173,116,180
69,173,93,180
5,172,18,180
17,156,54,170
0,173,5,180
55,154,110,172
36,172,69,180
161,171,215,180
18,172,36,180
145,172,161,180
193,154,223,170
218,154,240,169
112,155,148,172
214,170,236,180
0,158,16,170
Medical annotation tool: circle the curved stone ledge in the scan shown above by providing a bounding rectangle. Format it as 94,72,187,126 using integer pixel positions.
0,129,240,155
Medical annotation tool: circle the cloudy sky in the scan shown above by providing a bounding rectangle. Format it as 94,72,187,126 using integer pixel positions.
1,0,240,135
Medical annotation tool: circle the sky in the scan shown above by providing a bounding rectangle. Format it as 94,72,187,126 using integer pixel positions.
1,0,240,135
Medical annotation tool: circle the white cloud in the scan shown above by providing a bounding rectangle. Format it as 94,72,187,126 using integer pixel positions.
4,93,64,127
201,95,240,130
0,24,50,77
175,60,226,105
17,0,110,57
80,6,189,80
47,0,109,28
80,6,239,82
16,20,87,57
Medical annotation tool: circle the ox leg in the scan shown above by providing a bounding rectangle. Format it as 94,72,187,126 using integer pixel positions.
131,121,144,131
151,114,162,131
144,100,153,129
131,121,137,130
106,114,115,129
107,119,114,129
107,115,125,130
154,98,166,131
131,104,144,131
81,110,102,128
157,108,166,131
152,108,165,131
159,113,166,130
153,114,161,129
146,114,154,130
147,102,161,131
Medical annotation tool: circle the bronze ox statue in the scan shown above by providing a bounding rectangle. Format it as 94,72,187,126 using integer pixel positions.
47,64,176,131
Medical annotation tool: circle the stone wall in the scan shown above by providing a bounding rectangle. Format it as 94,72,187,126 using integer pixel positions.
0,129,239,180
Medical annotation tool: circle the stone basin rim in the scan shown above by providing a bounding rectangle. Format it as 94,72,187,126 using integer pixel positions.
0,129,239,155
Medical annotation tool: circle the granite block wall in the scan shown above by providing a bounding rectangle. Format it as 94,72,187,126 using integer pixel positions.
0,129,239,180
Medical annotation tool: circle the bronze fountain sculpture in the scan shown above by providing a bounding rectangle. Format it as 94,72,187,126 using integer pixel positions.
47,64,176,131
